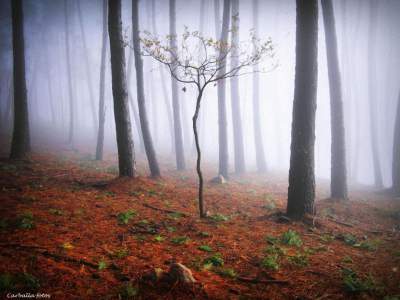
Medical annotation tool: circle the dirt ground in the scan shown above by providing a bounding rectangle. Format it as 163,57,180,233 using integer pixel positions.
0,149,399,299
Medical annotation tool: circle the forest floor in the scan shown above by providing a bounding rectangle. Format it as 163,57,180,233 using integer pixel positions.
0,149,399,299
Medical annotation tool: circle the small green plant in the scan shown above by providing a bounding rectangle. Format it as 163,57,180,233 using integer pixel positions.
139,219,149,225
209,213,229,222
117,210,136,225
200,231,210,237
171,236,190,245
154,235,165,242
49,208,63,216
342,234,358,246
204,253,224,267
166,226,176,232
147,190,158,196
98,260,107,271
119,282,138,299
261,255,279,271
216,268,237,278
0,273,14,292
342,268,377,293
198,245,213,252
265,245,286,256
104,191,116,197
129,191,143,197
18,212,35,229
114,248,129,259
320,234,335,243
288,253,309,267
355,240,380,251
342,256,353,264
168,212,184,220
17,273,40,291
281,230,302,247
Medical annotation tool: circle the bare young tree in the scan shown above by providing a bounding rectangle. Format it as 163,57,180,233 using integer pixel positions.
141,29,273,217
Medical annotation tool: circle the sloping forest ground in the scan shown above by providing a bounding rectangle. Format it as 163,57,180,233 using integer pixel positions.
0,148,399,300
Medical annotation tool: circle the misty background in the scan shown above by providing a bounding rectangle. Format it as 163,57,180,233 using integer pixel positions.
1,0,400,186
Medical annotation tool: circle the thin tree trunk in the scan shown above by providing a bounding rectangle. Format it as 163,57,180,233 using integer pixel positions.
132,0,160,177
322,0,348,200
64,0,75,145
193,89,205,218
10,0,30,159
287,0,318,220
217,0,231,179
96,0,107,161
169,0,186,170
127,36,145,153
392,90,400,195
195,0,208,154
108,0,135,177
367,0,383,188
230,0,245,174
77,0,98,135
252,0,267,172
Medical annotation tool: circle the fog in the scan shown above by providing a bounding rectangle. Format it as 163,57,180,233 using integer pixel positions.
1,0,400,187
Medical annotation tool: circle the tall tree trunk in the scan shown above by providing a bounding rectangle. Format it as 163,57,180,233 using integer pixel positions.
392,90,400,196
96,0,107,161
217,0,231,179
287,0,318,220
126,49,145,153
77,0,98,134
169,0,186,170
132,0,160,177
108,0,135,177
230,0,245,174
252,0,267,173
367,0,383,188
322,0,348,200
64,0,75,145
10,0,30,159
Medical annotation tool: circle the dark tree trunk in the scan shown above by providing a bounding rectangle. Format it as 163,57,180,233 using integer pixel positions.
321,0,348,200
392,91,400,196
132,0,160,177
252,0,267,173
367,0,383,188
287,0,318,220
108,0,136,177
10,0,30,159
169,0,186,170
64,0,75,145
77,0,98,134
217,0,231,179
193,89,206,218
96,0,107,161
230,0,245,174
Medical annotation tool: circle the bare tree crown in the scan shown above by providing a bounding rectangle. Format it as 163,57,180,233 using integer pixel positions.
140,27,275,89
